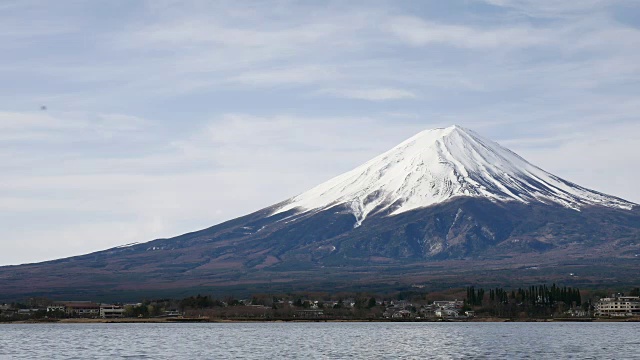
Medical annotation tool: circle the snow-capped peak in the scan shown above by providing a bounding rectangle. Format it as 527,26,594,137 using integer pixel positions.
274,125,634,226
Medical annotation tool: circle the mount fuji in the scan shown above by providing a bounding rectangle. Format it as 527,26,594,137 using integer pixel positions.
1,125,639,300
276,125,632,223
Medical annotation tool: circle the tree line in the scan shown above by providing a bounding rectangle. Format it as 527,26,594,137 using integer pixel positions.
466,284,584,318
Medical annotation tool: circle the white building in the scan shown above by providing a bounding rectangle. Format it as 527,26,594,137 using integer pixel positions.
47,305,65,312
100,304,125,318
435,309,459,318
596,296,640,317
433,300,463,309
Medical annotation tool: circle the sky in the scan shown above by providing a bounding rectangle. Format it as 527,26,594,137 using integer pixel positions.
1,0,639,265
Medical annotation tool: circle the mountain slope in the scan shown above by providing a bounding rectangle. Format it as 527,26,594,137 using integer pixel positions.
276,125,633,226
0,125,638,301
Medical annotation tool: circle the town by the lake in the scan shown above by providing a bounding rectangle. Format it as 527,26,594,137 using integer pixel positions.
3,285,639,323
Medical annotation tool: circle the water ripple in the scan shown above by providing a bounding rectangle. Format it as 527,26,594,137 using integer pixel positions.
0,322,639,359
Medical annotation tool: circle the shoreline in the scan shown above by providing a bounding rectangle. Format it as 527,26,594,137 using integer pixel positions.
2,317,639,324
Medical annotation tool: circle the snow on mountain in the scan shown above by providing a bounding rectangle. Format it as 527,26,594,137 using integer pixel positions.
274,125,634,226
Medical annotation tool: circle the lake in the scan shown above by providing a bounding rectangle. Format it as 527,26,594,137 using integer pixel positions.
1,322,638,359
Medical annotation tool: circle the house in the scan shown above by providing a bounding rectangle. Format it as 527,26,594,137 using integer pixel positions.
435,309,459,318
564,309,588,317
433,300,463,309
390,310,412,319
419,305,435,317
294,309,324,318
345,299,357,308
1,309,16,317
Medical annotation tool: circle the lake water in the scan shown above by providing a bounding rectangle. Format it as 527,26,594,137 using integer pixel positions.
1,322,638,359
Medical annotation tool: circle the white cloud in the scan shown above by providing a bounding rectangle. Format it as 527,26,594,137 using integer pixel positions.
172,113,427,170
508,122,640,201
120,19,344,49
0,111,77,130
480,0,614,18
230,66,342,87
386,16,550,49
319,87,417,101
0,111,150,143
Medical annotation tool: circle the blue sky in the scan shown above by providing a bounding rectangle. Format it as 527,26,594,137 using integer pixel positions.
1,0,639,265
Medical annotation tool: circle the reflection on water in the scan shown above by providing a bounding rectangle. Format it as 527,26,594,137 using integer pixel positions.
0,322,638,359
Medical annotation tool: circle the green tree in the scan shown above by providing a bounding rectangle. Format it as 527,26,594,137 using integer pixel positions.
367,297,377,309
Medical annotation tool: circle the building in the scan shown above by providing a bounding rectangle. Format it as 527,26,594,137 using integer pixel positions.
17,309,39,315
596,296,640,317
58,302,100,317
435,309,459,318
1,309,16,317
391,310,412,319
47,305,65,312
100,304,125,318
163,310,182,317
433,300,463,309
419,304,435,317
294,309,324,318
